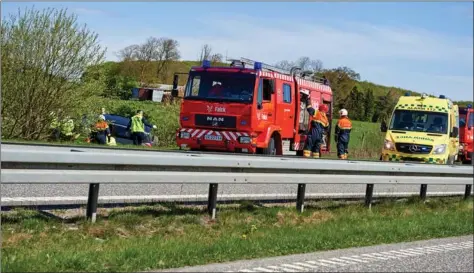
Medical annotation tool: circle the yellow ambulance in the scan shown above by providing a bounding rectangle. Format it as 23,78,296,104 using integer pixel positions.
380,93,460,164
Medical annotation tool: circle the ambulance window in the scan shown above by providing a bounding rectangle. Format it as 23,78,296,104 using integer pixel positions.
262,79,273,101
283,83,292,103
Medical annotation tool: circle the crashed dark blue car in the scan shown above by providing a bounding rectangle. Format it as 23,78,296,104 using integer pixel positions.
103,114,157,146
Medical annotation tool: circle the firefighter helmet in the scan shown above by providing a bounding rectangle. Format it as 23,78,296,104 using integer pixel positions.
318,104,328,113
339,109,348,116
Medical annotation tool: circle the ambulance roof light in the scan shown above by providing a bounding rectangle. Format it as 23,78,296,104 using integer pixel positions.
202,60,211,68
439,95,446,99
468,104,472,109
405,92,411,96
421,93,428,99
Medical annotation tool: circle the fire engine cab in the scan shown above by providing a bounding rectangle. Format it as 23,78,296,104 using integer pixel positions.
459,104,474,164
171,57,333,156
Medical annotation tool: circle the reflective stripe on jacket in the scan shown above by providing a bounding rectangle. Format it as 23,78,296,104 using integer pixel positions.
335,117,352,143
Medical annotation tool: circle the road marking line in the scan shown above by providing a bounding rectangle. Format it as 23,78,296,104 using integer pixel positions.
232,240,474,272
266,266,297,272
340,256,370,263
280,264,309,271
378,251,406,258
252,267,277,272
293,262,320,269
442,243,469,250
363,253,391,260
306,260,337,267
317,259,347,266
330,257,357,264
389,250,417,257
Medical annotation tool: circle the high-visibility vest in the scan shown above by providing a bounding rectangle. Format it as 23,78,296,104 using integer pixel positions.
130,115,145,133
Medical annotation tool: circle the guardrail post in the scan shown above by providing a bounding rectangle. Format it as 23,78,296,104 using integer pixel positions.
365,184,374,208
464,184,472,200
420,184,428,201
207,183,218,219
86,183,100,223
296,183,306,213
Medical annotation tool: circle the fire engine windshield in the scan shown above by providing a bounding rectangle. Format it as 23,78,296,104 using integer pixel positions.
389,110,449,134
184,71,256,103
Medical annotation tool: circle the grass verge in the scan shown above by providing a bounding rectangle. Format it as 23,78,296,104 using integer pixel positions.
1,197,473,272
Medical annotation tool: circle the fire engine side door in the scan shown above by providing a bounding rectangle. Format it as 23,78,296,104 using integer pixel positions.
255,77,276,132
275,80,295,138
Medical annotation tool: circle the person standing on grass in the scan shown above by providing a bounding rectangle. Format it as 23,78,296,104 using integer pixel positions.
94,115,111,145
334,109,352,159
127,110,156,146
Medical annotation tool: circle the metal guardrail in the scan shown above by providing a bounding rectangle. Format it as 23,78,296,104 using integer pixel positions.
1,144,473,222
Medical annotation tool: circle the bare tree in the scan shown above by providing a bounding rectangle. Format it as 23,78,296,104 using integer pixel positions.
1,7,105,140
275,60,293,71
199,44,213,62
156,38,180,81
117,37,180,84
116,44,139,61
275,57,323,75
296,56,323,73
210,53,223,63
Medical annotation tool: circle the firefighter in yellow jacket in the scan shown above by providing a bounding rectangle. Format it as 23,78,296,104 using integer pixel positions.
303,99,329,158
335,109,352,159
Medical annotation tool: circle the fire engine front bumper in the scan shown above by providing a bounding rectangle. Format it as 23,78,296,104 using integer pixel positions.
459,145,473,161
176,128,257,153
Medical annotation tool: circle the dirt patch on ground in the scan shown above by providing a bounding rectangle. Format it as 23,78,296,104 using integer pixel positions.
3,233,33,247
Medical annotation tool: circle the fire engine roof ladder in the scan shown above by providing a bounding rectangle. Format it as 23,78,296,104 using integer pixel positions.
228,57,294,76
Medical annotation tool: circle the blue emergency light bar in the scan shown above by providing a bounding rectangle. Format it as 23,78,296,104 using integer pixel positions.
202,60,211,68
467,104,472,109
405,92,411,96
254,62,262,70
439,95,446,99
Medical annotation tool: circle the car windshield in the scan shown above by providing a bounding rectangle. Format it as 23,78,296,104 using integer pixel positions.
389,110,449,134
184,71,255,103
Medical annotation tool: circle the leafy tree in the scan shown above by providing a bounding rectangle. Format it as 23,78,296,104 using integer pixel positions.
343,85,365,120
1,7,105,140
364,89,375,122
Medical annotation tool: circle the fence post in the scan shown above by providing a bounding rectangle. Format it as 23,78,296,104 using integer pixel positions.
86,183,100,223
208,183,218,219
464,184,472,200
420,184,428,201
365,184,374,208
296,183,306,213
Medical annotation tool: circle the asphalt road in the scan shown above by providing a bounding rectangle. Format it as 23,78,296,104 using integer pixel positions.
1,143,469,204
158,235,474,272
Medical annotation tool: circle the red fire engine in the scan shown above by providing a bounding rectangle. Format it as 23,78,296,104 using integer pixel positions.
171,57,333,156
459,104,473,164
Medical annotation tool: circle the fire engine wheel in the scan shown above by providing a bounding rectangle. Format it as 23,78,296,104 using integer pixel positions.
262,137,276,156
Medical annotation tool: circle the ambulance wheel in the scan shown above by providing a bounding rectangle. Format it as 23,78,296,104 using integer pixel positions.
262,136,276,156
296,150,304,156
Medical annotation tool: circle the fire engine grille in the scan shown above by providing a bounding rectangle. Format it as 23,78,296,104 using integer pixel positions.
395,143,433,154
195,114,237,129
